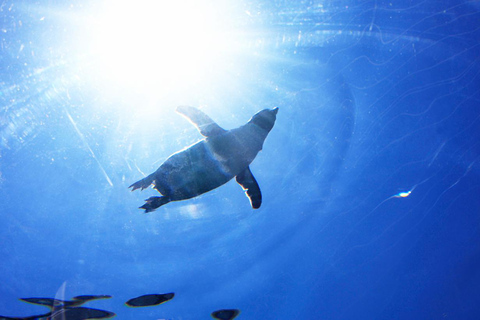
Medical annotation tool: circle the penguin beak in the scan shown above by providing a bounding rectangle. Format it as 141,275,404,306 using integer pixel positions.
272,107,279,115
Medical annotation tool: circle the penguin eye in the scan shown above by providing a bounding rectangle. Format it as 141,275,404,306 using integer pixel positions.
253,113,275,131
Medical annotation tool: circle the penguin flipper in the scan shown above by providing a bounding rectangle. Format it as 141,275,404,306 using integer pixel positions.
176,106,226,137
140,196,171,213
236,167,262,209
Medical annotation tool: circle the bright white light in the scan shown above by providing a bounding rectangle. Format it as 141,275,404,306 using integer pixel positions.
87,0,236,96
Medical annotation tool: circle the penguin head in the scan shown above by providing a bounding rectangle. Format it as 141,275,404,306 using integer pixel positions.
249,107,279,133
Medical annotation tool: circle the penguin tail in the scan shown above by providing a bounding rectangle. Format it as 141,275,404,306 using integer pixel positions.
129,174,155,191
140,196,171,213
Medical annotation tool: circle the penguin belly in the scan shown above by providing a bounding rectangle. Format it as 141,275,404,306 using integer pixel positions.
154,140,237,201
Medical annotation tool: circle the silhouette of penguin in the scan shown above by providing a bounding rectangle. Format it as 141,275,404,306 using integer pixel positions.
130,106,278,212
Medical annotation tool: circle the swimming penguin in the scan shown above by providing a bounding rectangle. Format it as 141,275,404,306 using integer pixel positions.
129,106,278,213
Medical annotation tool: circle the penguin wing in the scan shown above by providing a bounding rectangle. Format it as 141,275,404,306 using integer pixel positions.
176,106,227,137
236,167,262,209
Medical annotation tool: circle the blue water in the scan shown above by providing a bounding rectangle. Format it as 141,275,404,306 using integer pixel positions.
1,0,480,319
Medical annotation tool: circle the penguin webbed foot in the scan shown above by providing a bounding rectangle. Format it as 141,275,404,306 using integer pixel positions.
129,175,154,191
140,196,171,213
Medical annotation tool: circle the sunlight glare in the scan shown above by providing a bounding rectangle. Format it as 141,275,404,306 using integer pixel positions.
89,0,235,95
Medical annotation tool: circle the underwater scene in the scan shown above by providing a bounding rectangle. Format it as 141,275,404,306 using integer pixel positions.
1,0,479,319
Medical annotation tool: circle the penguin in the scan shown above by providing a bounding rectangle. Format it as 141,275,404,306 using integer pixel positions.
129,106,278,213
